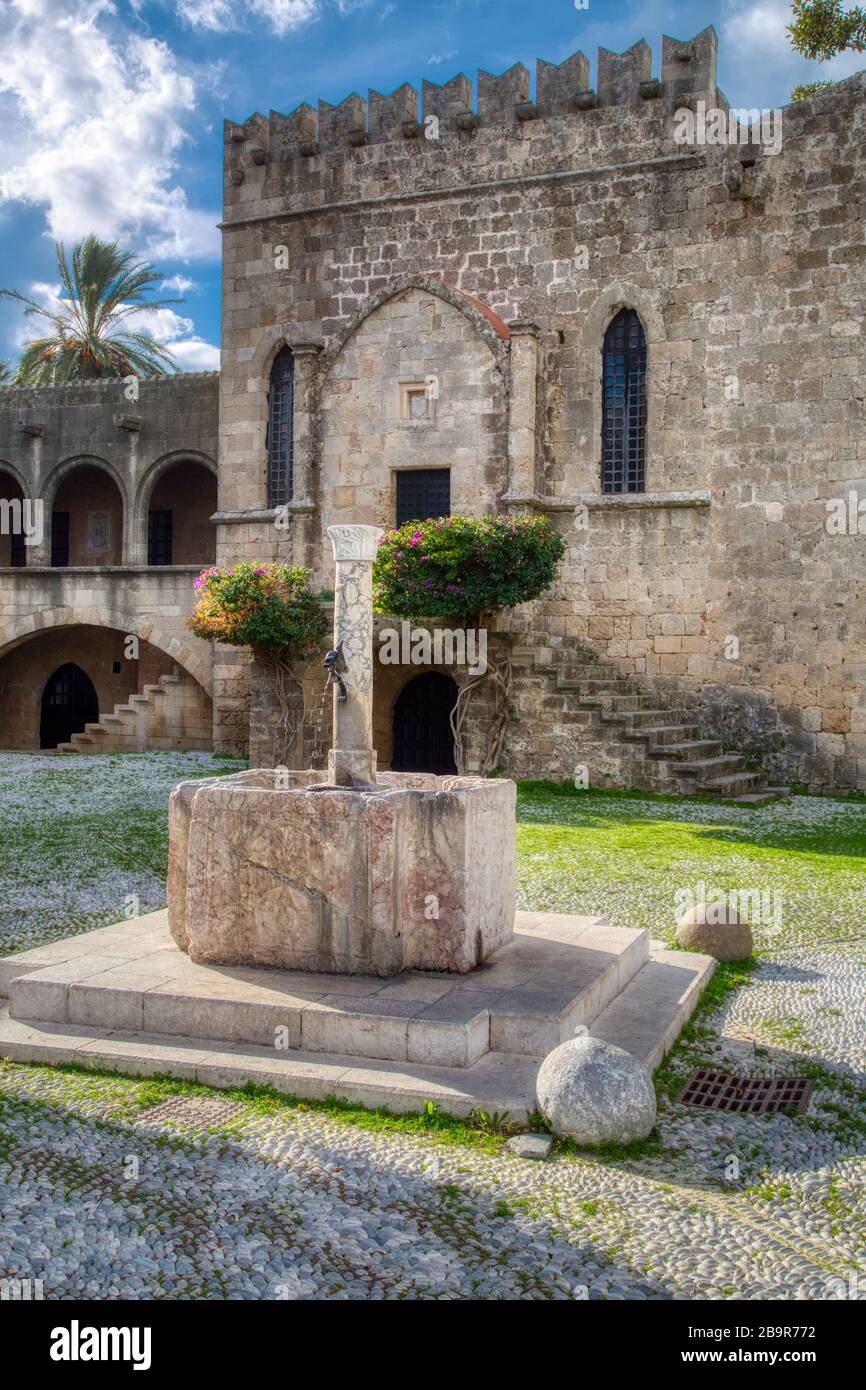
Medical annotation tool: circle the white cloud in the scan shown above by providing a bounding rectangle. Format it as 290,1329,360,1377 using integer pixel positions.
0,0,219,260
166,336,220,369
721,0,865,104
161,274,197,293
177,0,320,36
427,51,458,67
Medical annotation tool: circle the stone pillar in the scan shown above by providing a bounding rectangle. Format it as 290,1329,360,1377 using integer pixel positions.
326,524,382,787
503,321,539,508
28,433,51,567
286,341,320,567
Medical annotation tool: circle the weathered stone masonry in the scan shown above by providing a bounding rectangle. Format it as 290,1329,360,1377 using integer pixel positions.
217,28,866,790
1,28,864,789
0,375,219,748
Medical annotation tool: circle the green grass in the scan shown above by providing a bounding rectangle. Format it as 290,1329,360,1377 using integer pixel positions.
514,782,866,950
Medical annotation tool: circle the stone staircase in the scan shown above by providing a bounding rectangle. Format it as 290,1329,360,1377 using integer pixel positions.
508,631,788,802
58,669,212,754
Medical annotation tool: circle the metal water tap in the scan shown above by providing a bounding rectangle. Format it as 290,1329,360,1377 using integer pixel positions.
322,640,348,701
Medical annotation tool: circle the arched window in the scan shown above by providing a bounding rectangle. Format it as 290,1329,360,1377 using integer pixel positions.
267,346,294,507
601,309,647,493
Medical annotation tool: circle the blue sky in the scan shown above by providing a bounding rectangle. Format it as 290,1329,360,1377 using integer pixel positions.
0,0,861,372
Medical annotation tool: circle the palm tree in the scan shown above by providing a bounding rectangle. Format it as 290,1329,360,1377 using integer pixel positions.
0,361,12,384
0,236,182,382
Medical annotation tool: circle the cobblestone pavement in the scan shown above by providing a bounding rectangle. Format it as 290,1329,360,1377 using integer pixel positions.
0,757,863,1300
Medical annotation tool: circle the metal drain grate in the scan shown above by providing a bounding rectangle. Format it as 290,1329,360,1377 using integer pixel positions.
676,1069,813,1115
140,1096,250,1129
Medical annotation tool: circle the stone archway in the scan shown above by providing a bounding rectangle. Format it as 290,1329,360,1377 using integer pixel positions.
134,450,218,566
0,605,213,696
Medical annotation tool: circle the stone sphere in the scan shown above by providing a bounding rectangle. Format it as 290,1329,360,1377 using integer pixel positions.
676,903,754,961
535,1036,657,1144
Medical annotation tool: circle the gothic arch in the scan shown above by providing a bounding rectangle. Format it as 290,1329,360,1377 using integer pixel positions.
247,334,300,392
322,276,511,378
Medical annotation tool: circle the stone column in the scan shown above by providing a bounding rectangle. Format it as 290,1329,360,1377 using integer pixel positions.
285,342,320,568
503,320,539,508
326,524,383,787
27,431,51,567
289,341,320,509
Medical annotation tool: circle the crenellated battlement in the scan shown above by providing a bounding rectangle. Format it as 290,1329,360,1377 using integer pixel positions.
223,27,721,177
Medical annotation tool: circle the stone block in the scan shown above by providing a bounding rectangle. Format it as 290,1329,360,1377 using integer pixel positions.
169,769,516,977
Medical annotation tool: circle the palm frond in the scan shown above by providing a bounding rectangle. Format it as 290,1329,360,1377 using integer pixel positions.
4,235,184,382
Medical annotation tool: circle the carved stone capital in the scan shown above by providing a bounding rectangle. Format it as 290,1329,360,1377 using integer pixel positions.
327,524,383,562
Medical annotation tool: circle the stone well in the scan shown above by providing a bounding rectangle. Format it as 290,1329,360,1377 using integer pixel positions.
167,523,516,978
168,768,515,977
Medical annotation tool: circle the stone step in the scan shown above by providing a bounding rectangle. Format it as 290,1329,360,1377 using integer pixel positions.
601,708,682,728
556,678,632,692
587,694,654,711
0,940,714,1122
621,723,701,745
674,753,744,776
722,786,790,805
1,911,650,1071
511,628,773,800
696,770,766,796
589,944,715,1070
647,740,724,762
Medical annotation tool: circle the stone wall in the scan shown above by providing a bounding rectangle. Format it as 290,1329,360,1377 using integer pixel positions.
0,374,224,751
217,33,866,789
313,285,508,589
2,31,863,785
0,626,173,748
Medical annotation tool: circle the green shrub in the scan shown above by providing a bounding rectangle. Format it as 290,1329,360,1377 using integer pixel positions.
189,564,329,656
372,514,565,621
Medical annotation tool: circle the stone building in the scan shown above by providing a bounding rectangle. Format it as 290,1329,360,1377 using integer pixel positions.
1,27,864,792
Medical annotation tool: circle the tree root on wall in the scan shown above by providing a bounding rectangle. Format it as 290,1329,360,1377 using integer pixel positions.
268,652,309,768
449,653,512,776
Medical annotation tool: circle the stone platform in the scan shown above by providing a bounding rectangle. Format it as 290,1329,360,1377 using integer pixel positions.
0,911,714,1123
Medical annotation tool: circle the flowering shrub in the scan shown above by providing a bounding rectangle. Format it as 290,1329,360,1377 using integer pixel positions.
189,564,329,655
372,514,565,621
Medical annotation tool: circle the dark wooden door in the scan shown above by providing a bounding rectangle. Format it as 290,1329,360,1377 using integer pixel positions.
392,672,458,774
40,664,99,748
